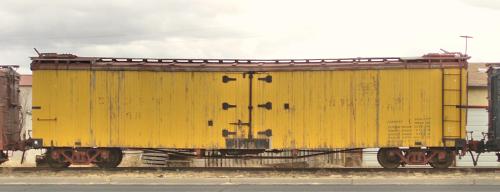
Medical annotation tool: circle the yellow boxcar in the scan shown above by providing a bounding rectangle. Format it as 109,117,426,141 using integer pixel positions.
31,54,467,151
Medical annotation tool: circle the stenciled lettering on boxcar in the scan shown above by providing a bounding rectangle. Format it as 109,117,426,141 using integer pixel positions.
386,117,431,146
414,117,431,138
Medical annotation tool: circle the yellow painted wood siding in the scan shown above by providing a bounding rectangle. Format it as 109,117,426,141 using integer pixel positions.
32,68,467,149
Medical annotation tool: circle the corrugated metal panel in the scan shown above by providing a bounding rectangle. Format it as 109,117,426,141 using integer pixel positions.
32,67,467,149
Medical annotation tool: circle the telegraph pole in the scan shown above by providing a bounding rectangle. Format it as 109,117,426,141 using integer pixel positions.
460,35,473,56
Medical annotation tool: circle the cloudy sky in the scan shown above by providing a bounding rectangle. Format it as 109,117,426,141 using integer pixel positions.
1,0,500,74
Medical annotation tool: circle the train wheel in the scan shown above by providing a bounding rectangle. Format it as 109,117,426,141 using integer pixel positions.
95,148,123,168
377,148,402,168
429,150,454,169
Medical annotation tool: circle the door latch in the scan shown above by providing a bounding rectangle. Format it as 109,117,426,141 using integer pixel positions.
257,102,272,110
222,102,237,110
229,119,250,126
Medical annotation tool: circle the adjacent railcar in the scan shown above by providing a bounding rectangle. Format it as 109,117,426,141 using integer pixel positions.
486,66,500,151
30,53,468,168
0,66,22,163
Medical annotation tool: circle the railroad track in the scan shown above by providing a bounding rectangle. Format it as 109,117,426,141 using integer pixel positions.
1,167,499,173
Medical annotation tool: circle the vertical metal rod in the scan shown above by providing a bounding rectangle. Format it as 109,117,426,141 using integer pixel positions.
248,72,254,139
459,66,463,139
442,68,446,146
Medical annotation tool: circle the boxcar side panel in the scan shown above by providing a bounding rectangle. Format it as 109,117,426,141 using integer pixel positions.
254,69,449,149
33,68,466,149
33,70,254,148
32,70,91,147
378,69,443,147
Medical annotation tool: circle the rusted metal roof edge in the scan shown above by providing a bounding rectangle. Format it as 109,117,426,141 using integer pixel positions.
30,56,468,63
31,62,467,72
30,54,469,71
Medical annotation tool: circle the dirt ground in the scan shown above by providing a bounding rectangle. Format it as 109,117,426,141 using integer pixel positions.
0,167,498,180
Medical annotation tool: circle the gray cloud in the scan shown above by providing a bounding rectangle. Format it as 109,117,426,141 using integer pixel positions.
0,0,247,45
0,0,255,73
461,0,500,10
1,0,500,74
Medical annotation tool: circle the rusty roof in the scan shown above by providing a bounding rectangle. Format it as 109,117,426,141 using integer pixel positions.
31,53,469,72
468,63,487,87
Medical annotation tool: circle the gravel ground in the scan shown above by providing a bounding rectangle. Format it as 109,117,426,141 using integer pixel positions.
0,168,498,185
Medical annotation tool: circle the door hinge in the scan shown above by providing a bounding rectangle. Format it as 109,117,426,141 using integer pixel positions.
222,129,237,137
258,75,272,83
258,129,273,137
257,102,272,110
222,75,236,83
222,102,237,110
